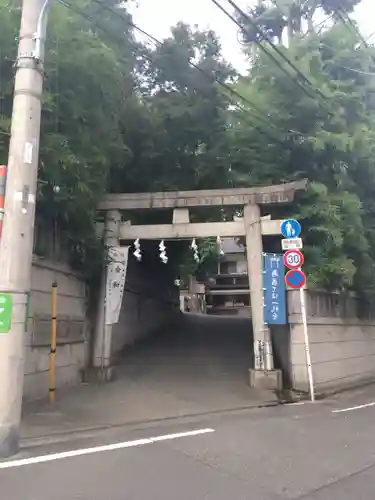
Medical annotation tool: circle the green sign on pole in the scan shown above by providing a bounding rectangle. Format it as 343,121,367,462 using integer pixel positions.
0,293,12,333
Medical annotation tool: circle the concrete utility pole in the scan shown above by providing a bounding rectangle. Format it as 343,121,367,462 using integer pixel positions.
0,0,51,457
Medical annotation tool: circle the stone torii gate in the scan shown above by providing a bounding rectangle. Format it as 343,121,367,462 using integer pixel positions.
96,179,307,389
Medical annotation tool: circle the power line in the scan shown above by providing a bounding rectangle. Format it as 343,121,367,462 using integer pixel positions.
332,5,375,67
305,14,334,37
218,0,327,100
338,64,375,77
56,0,291,146
364,30,375,45
225,0,326,98
89,0,317,143
209,0,323,101
337,8,364,41
333,4,374,50
317,42,375,82
96,0,316,145
89,0,283,131
94,0,314,140
268,0,333,38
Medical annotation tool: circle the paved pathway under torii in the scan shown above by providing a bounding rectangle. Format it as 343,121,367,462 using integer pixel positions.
21,313,278,443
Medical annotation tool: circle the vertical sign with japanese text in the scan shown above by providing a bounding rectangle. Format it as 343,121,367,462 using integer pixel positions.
105,246,129,325
263,253,287,325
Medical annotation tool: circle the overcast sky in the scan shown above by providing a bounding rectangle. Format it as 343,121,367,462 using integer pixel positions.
129,0,374,72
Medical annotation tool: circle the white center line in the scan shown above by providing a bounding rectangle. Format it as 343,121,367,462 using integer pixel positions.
332,401,375,413
0,428,215,469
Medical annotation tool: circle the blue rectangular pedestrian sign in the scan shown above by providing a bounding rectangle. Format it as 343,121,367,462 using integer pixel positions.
263,253,287,325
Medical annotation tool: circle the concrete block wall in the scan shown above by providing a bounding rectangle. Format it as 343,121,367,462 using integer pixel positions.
23,257,89,400
287,290,375,394
111,257,180,357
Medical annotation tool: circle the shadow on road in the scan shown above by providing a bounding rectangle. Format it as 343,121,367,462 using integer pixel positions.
21,313,278,442
117,313,254,387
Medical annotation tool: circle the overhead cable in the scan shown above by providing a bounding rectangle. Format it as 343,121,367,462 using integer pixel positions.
216,0,327,100
56,0,291,146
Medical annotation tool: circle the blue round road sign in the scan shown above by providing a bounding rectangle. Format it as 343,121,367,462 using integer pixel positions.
281,219,301,239
285,269,306,289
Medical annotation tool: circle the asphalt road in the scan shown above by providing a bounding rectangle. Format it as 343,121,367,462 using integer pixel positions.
3,387,375,499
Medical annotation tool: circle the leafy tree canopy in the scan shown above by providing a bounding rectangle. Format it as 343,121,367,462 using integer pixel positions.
2,0,375,302
229,18,375,298
237,0,362,44
0,0,234,279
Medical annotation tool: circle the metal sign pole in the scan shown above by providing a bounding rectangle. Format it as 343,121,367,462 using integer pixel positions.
299,286,315,402
281,219,314,402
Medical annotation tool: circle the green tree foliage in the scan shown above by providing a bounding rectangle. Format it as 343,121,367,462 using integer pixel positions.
237,0,362,44
39,0,138,273
0,3,20,160
0,1,233,278
320,0,361,15
2,0,375,301
229,19,375,298
110,22,234,193
177,237,223,288
237,1,286,44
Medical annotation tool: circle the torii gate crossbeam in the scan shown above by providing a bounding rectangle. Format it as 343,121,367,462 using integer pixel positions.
98,180,307,211
119,219,282,240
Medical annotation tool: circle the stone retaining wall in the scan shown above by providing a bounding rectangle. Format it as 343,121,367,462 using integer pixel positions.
287,290,375,393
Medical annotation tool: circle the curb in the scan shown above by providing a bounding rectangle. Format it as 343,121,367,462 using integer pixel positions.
20,400,281,448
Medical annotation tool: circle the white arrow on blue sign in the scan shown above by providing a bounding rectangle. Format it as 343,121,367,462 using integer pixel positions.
281,219,301,239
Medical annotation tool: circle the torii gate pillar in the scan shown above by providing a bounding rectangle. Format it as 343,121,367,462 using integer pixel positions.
244,204,282,390
92,210,121,380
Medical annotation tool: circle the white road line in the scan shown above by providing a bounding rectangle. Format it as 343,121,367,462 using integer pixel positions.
332,401,375,413
0,428,215,469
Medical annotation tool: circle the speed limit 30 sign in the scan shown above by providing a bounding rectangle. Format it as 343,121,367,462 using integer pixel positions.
283,249,304,270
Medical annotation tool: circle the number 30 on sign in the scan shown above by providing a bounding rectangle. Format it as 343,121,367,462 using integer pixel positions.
283,249,304,270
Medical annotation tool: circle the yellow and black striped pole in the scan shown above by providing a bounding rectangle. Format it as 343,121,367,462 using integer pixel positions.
49,281,58,403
